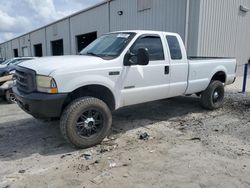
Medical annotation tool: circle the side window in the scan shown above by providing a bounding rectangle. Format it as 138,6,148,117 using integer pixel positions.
166,36,182,60
130,35,164,61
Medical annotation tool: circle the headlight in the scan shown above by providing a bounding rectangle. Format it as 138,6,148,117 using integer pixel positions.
9,70,16,75
36,75,58,94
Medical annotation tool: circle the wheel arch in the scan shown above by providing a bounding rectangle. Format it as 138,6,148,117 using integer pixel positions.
211,70,227,83
63,84,116,112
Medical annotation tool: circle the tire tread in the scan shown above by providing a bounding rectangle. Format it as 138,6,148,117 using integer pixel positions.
60,97,112,148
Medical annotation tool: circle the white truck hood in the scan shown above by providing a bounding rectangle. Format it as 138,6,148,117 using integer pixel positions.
0,64,7,68
19,55,105,75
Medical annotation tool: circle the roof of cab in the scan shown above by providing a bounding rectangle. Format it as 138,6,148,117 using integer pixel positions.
109,30,179,36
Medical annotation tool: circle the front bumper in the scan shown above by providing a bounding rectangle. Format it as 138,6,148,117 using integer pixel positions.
0,87,4,96
13,87,68,119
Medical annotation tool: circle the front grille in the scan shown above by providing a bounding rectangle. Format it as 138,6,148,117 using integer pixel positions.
15,66,36,93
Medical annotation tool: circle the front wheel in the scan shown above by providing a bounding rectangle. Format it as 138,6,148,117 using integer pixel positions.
200,81,224,110
60,97,112,148
5,89,16,104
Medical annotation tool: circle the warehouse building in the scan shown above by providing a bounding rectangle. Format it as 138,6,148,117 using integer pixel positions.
0,0,250,70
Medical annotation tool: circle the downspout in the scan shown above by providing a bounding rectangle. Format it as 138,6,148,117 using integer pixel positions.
18,38,21,57
184,0,190,94
68,17,72,54
184,0,190,48
29,33,32,56
107,0,111,32
45,27,48,56
11,40,13,57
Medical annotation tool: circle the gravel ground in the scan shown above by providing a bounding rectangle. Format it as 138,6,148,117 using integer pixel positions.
0,78,249,188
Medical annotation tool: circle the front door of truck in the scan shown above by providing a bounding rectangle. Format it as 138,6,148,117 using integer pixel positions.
121,34,171,106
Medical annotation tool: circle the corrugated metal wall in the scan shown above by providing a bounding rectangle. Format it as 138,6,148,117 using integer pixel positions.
30,28,46,57
110,0,187,40
187,0,201,56
45,19,71,55
235,0,250,66
19,34,32,56
69,4,109,54
11,39,20,56
0,0,250,68
3,42,12,58
197,0,250,66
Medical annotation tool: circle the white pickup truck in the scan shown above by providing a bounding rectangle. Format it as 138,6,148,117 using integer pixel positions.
13,30,236,148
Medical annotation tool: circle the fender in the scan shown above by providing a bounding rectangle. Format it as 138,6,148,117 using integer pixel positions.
57,74,121,109
209,65,227,83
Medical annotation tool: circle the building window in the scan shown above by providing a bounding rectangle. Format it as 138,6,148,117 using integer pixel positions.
34,44,43,57
166,36,182,60
130,35,164,61
76,32,97,53
13,49,18,57
51,39,64,56
137,0,152,12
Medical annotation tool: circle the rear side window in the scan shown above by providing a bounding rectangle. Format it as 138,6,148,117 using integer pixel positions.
166,36,182,60
130,35,164,61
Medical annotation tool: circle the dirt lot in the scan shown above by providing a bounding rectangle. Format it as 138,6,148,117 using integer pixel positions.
0,78,249,188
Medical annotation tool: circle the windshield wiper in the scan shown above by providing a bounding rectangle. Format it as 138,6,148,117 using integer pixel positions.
86,52,102,58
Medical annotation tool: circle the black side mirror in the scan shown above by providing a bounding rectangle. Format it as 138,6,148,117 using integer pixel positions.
137,48,149,66
124,48,149,66
124,51,133,66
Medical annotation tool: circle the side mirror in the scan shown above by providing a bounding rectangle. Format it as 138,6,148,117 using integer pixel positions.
137,48,149,66
123,48,149,66
124,51,133,66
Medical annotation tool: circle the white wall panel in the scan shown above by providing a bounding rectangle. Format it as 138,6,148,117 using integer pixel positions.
110,0,187,40
30,28,46,56
70,4,109,54
45,19,70,56
197,0,250,66
11,39,20,57
19,34,31,57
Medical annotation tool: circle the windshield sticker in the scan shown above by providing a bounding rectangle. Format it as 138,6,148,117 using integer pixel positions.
117,34,130,38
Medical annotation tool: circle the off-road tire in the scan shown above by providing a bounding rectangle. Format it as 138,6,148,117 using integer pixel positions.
5,89,16,104
60,97,112,148
200,81,224,110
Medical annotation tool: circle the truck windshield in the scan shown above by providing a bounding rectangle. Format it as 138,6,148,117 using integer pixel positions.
80,32,136,59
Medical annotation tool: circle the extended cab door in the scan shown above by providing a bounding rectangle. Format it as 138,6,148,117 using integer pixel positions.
165,35,188,97
121,34,171,106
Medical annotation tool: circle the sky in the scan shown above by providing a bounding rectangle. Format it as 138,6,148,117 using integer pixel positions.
0,0,103,43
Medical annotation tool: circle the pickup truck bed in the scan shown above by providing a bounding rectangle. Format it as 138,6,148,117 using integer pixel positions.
186,58,236,94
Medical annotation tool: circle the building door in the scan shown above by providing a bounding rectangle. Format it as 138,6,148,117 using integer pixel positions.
13,49,18,57
51,39,64,56
34,44,43,57
22,47,29,56
76,32,97,53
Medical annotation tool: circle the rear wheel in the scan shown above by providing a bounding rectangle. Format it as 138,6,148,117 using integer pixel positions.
200,81,224,110
60,97,112,148
5,89,16,104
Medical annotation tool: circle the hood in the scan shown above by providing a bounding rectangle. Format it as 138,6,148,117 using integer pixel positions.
0,64,7,68
18,55,105,75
